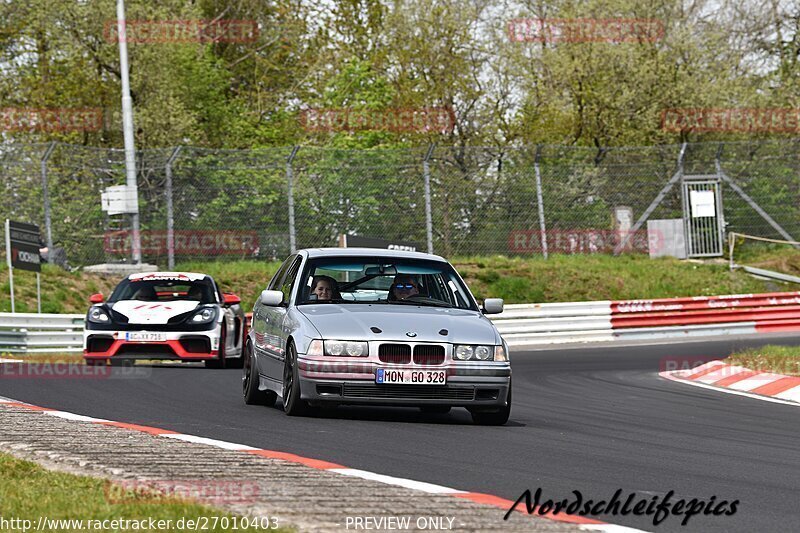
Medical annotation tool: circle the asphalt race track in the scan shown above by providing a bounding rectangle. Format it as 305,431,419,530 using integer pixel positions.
2,335,800,532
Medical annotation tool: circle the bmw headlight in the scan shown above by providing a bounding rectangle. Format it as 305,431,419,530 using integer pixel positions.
323,340,368,357
474,345,492,360
453,344,498,362
191,307,216,324
88,307,110,324
454,345,473,360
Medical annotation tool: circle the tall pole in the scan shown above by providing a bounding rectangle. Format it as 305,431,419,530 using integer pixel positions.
117,0,141,264
534,145,548,259
5,220,14,313
165,146,182,270
286,146,299,254
41,141,56,252
423,144,435,254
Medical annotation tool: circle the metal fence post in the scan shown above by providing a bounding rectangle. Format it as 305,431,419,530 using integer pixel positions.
41,142,56,252
165,146,182,270
287,146,300,253
534,145,548,259
423,144,435,254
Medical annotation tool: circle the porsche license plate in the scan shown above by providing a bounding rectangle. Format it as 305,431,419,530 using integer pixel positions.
125,332,167,342
376,368,446,385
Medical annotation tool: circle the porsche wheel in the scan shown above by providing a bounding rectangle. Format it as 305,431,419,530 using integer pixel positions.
205,327,226,369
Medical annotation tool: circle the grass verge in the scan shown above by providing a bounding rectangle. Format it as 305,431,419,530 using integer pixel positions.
0,352,84,363
725,345,800,377
0,452,288,532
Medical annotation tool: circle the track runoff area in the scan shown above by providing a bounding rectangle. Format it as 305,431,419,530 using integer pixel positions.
1,332,799,532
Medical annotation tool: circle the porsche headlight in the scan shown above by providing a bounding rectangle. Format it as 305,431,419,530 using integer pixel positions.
88,307,110,324
191,307,216,323
323,340,368,357
453,344,498,362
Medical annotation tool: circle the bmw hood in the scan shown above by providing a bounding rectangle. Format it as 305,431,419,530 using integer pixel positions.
298,304,500,345
111,300,203,325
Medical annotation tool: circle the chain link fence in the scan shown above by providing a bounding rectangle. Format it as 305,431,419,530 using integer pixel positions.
1,140,798,267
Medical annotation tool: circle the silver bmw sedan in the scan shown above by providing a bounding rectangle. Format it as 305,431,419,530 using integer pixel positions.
242,248,511,425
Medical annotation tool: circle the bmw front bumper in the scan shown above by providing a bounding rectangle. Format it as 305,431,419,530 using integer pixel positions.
296,355,511,407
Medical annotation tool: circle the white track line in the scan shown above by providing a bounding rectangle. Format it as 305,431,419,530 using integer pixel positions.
330,468,466,494
161,433,259,450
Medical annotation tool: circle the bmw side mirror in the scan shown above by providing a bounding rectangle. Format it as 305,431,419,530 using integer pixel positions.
482,298,504,314
89,293,104,304
260,289,284,307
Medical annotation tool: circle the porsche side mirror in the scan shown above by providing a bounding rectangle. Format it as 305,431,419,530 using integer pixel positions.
259,289,284,307
89,293,104,304
223,293,241,306
482,298,504,314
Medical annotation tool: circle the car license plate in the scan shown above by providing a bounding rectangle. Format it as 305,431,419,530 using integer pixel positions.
125,332,167,342
376,368,446,385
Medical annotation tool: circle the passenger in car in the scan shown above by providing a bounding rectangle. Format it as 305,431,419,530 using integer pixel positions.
390,275,420,300
187,285,205,301
311,275,341,301
133,285,157,301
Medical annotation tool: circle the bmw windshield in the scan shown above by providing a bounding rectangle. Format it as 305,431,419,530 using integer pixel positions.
298,257,478,311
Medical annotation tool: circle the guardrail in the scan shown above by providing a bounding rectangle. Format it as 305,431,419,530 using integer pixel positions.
493,291,800,346
4,291,800,353
0,313,85,353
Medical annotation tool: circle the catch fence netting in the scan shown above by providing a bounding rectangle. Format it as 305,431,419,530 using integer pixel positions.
2,140,799,267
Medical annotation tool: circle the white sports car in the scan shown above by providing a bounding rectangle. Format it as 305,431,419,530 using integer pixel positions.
83,272,245,368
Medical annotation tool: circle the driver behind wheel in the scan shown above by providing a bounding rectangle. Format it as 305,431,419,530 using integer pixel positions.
390,275,420,300
311,275,341,301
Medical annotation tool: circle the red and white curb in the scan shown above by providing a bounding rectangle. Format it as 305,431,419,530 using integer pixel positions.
0,395,643,533
660,360,800,406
